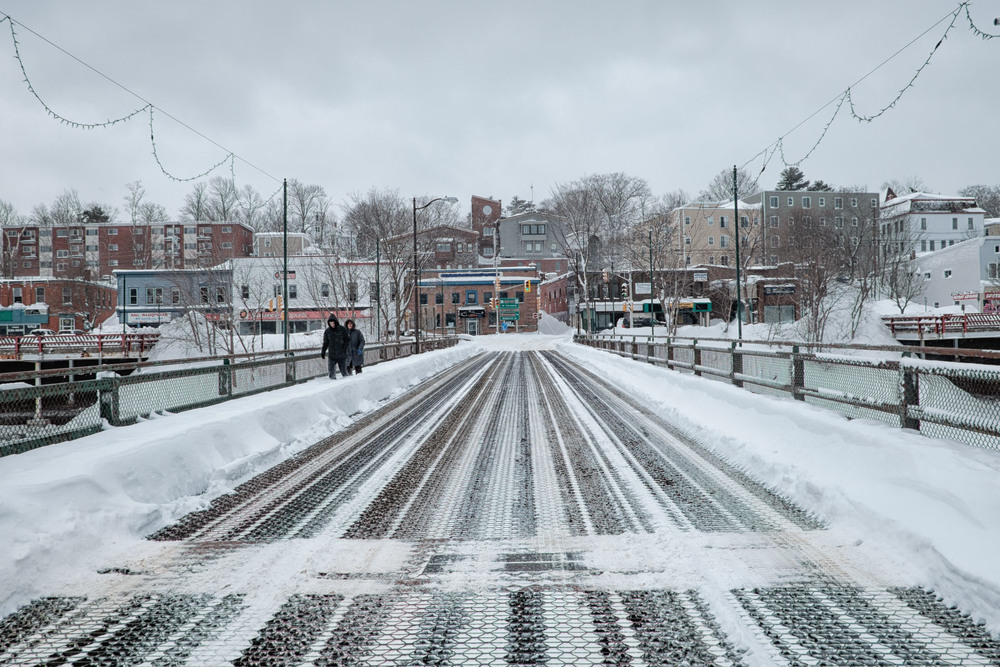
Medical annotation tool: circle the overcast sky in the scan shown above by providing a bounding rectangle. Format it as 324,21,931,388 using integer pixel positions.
0,1,997,220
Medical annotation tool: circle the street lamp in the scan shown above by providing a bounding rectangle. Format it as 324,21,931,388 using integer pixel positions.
412,196,457,353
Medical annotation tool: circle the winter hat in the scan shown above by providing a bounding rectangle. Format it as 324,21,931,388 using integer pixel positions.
328,314,338,325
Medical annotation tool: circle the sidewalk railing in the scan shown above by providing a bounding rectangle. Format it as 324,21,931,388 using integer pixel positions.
575,333,1000,451
0,336,458,458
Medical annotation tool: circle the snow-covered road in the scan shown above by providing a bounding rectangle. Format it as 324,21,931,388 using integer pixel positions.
2,334,999,665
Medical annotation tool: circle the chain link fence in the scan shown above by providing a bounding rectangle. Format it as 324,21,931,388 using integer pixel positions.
575,334,1000,451
0,337,458,458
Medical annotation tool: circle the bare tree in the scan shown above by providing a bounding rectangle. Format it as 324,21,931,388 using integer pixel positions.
205,176,239,222
180,182,210,222
50,190,83,226
882,176,928,196
698,167,759,203
0,200,27,279
959,184,1000,219
547,181,605,331
123,181,146,225
342,188,412,340
236,184,267,231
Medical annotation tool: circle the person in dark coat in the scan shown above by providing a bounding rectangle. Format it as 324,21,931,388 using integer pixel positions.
345,319,365,374
321,314,351,379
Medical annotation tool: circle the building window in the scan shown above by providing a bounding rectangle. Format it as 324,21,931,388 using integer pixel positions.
944,270,952,278
684,216,691,225
288,284,297,300
802,196,811,208
684,236,691,245
451,292,460,304
968,217,974,230
991,264,999,280
62,287,72,305
222,241,232,249
818,197,826,207
347,282,358,302
708,236,714,246
436,243,451,252
740,216,748,228
720,216,728,228
720,236,728,248
521,224,545,235
35,286,44,301
787,197,793,206
216,287,226,303
435,292,444,305
222,226,232,233
466,290,478,305
128,288,138,305
483,227,494,236
851,217,859,227
921,240,927,252
107,228,118,235
172,288,180,305
707,216,714,226
929,241,935,251
769,216,778,228
952,217,958,230
835,217,844,229
769,196,778,207
56,249,69,258
921,217,927,230
834,197,843,209
721,255,729,265
241,285,250,299
321,283,330,298
770,236,780,248
108,259,118,266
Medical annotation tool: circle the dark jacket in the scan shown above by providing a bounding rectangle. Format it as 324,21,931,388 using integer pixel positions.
348,328,365,360
322,323,351,359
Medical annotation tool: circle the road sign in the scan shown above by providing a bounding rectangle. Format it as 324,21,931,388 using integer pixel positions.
501,313,520,322
635,282,651,295
498,298,519,309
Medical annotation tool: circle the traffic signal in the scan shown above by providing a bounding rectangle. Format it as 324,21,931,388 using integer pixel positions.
621,284,629,299
524,279,531,293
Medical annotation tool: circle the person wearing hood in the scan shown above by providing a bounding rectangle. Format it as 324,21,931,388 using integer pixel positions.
321,314,351,379
345,318,365,374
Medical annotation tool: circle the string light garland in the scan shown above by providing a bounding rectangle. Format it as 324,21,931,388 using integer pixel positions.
744,1,998,179
0,11,280,187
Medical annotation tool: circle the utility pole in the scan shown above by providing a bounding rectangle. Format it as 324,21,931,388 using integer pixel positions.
282,178,289,351
733,165,743,343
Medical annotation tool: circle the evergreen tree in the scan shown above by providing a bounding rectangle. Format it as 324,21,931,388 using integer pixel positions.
807,180,834,192
776,166,809,191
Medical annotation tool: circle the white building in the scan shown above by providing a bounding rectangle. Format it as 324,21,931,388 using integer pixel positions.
911,237,1000,312
880,190,986,254
225,255,399,338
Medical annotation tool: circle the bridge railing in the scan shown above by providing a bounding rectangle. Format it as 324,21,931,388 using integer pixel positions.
0,336,458,458
575,334,1000,451
880,313,1000,337
0,333,161,359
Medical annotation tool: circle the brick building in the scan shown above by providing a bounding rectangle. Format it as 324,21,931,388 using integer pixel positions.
1,221,254,281
0,277,117,334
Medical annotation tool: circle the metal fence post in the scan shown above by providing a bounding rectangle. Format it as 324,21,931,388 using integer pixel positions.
99,377,121,426
666,337,673,370
693,339,701,377
791,345,805,401
285,352,296,384
219,358,233,397
731,342,744,388
900,355,921,430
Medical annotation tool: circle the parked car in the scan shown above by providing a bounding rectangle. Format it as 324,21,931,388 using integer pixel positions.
26,328,56,337
59,329,87,336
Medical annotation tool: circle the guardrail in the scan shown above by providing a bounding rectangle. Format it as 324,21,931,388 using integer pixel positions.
575,333,1000,451
881,313,1000,337
0,336,459,458
0,333,161,359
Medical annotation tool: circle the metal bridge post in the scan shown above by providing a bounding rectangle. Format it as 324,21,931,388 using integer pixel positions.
792,345,805,401
219,358,233,397
693,339,701,377
731,342,744,388
900,354,921,431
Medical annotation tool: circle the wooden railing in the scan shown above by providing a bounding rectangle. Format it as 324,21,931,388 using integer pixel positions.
0,333,161,359
881,313,1000,337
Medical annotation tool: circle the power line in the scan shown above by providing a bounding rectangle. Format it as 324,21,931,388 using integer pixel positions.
0,10,281,185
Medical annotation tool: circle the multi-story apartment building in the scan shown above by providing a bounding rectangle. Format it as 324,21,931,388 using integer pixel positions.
669,200,764,268
1,221,254,281
745,190,881,266
879,190,985,255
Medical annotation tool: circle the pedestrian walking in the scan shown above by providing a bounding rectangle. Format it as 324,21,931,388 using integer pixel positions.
345,319,365,374
321,314,351,379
